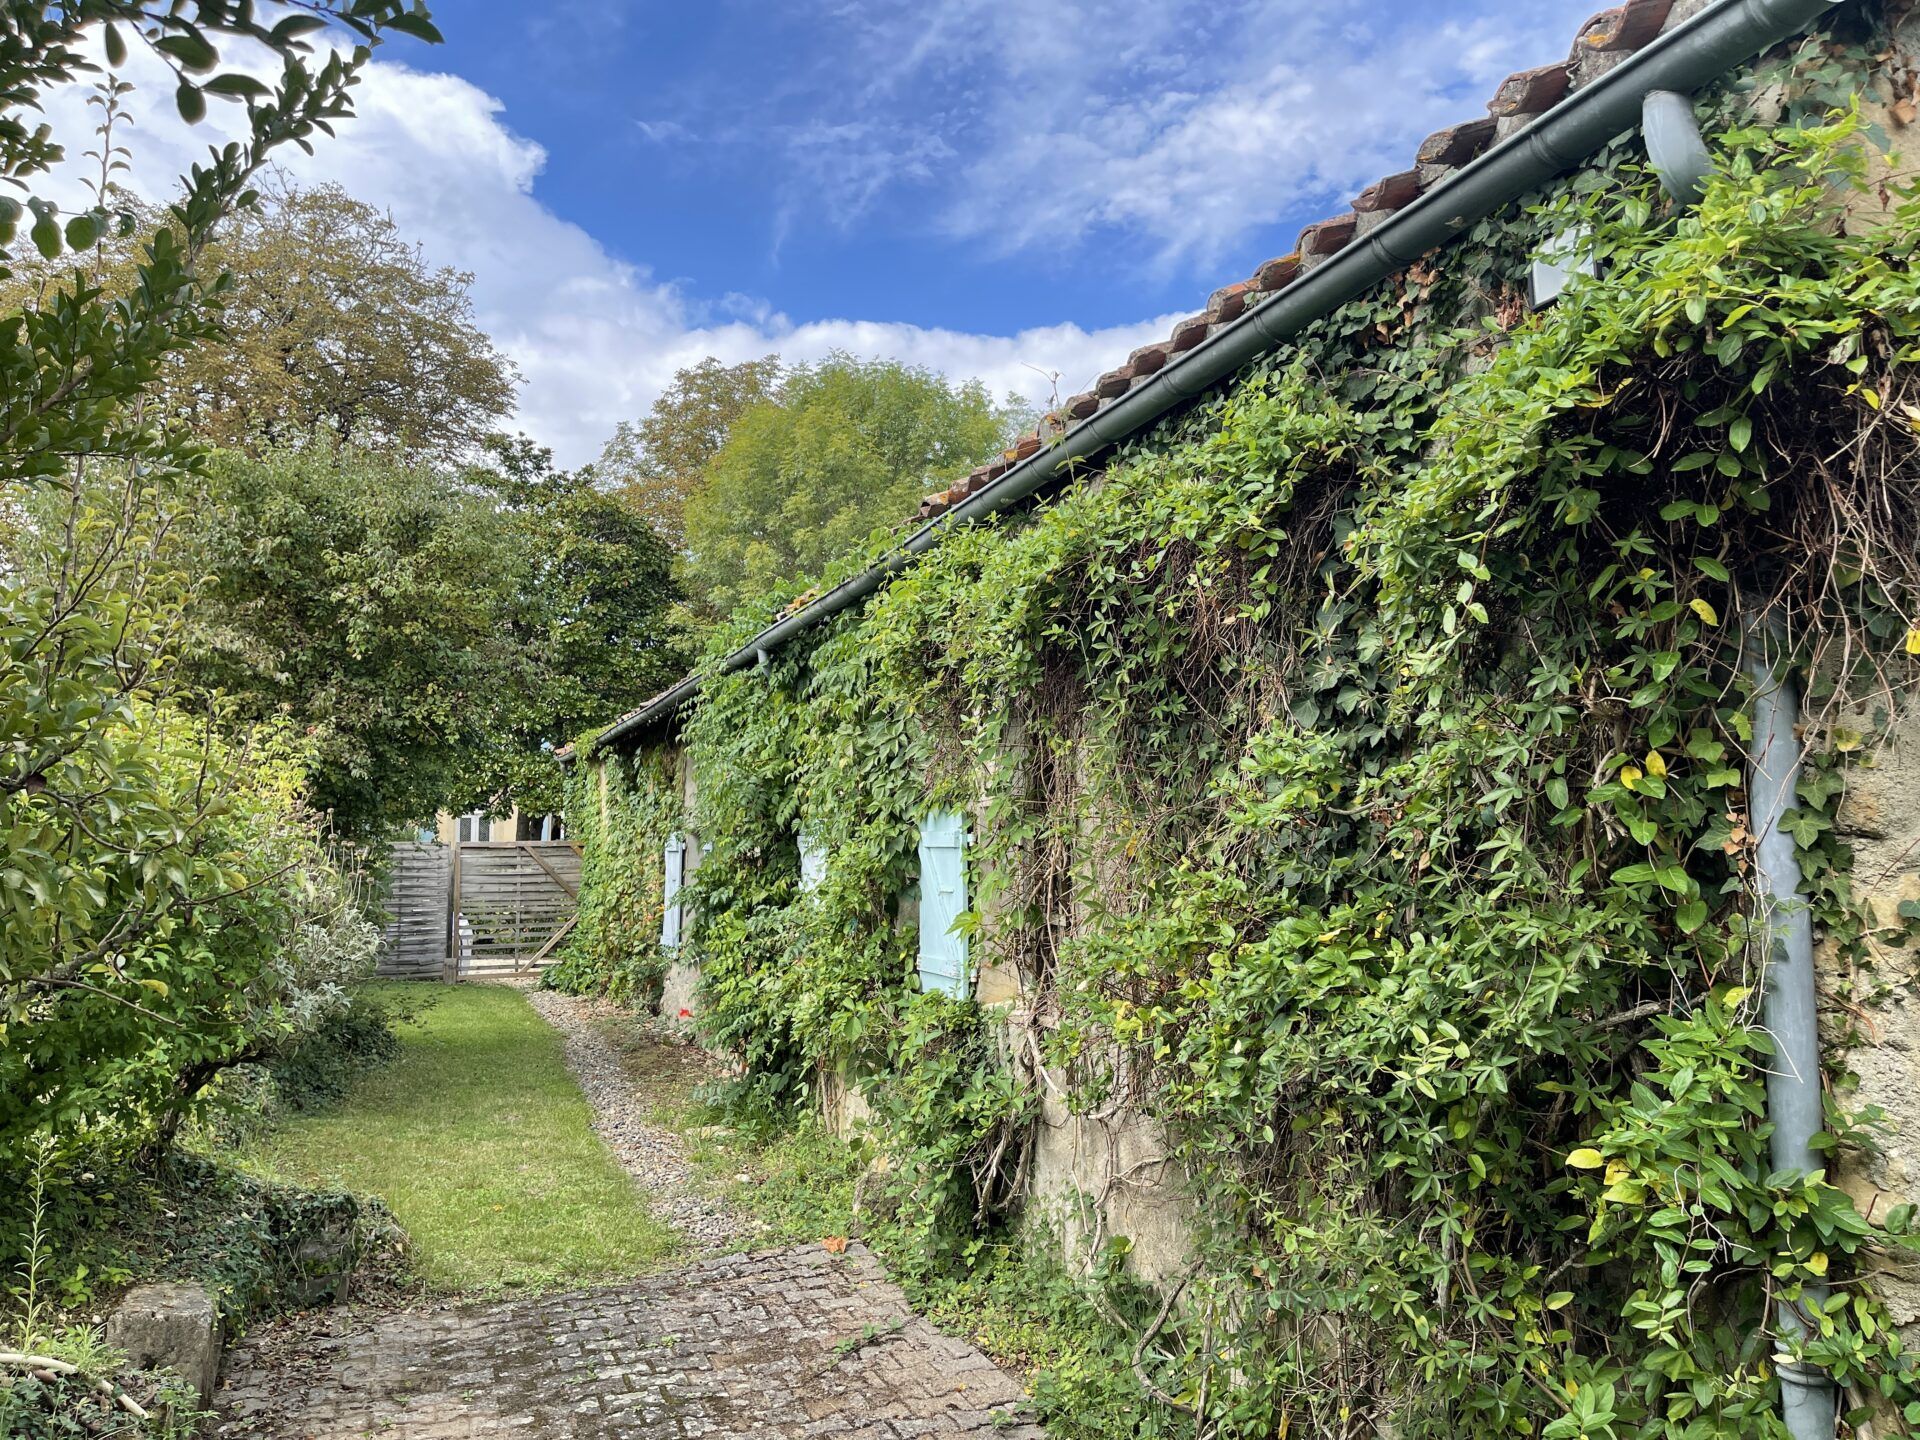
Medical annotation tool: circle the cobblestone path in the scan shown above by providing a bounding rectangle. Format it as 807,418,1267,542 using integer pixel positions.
215,1243,1044,1439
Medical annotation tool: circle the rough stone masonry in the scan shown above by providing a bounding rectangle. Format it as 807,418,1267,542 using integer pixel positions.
215,1243,1046,1439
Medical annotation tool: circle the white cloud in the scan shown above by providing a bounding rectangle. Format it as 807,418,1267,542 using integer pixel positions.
44,47,1174,468
39,0,1598,466
708,0,1599,268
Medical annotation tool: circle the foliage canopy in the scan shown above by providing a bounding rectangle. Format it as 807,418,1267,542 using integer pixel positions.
680,353,1023,618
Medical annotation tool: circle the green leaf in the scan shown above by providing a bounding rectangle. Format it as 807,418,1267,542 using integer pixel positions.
1655,864,1693,894
203,74,270,100
386,13,446,43
176,81,207,124
30,212,60,259
1676,899,1708,933
155,29,219,73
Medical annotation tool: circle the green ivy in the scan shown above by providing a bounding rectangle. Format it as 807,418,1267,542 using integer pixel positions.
574,51,1920,1438
544,743,681,1006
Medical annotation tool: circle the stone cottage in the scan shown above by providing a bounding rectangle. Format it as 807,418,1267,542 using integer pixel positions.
559,2,1920,1432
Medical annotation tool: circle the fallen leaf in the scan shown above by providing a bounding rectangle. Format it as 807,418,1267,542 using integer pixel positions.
821,1235,848,1255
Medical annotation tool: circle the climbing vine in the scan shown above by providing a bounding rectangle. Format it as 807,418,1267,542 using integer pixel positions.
546,743,682,1004
572,32,1920,1438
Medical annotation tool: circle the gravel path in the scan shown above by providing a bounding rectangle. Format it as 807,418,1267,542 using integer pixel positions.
524,987,750,1251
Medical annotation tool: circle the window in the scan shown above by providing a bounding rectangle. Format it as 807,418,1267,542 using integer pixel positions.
662,833,687,948
517,811,565,841
1529,226,1596,308
456,811,488,843
916,810,969,997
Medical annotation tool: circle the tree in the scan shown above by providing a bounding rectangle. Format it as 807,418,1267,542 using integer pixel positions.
171,439,528,838
183,180,518,457
169,436,686,835
681,354,1020,617
472,436,685,814
0,2,443,1170
10,178,520,459
589,354,780,550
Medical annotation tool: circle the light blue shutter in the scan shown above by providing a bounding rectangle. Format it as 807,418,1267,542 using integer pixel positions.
916,810,969,997
798,827,827,893
661,833,686,948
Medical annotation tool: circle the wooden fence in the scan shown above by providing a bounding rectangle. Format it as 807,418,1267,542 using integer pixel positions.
376,839,582,980
377,842,452,978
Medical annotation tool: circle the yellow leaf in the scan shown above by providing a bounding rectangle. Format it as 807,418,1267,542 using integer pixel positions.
137,978,169,999
1807,1251,1829,1277
1644,751,1668,779
1620,766,1643,792
1567,1148,1606,1170
1690,597,1720,626
1723,986,1752,1008
1906,628,1920,657
1605,1159,1632,1185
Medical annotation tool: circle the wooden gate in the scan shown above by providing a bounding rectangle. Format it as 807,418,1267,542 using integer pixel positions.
449,840,583,979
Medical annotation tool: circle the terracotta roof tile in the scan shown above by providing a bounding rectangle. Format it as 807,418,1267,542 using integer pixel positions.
1251,253,1301,292
1125,342,1171,378
1354,169,1427,213
1580,0,1675,53
1169,314,1212,352
1206,280,1253,322
1490,63,1572,117
877,5,1680,524
1417,117,1499,166
1299,213,1358,259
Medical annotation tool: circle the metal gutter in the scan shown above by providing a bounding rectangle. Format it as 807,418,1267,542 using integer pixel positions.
575,0,1844,761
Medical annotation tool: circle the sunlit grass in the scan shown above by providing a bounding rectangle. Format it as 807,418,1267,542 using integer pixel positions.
247,982,676,1293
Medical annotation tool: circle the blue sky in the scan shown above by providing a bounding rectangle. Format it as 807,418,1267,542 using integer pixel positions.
85,0,1604,464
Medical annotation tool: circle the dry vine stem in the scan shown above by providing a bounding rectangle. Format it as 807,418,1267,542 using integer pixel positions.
0,1352,152,1420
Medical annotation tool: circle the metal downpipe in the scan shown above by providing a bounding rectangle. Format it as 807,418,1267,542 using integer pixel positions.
1742,614,1835,1439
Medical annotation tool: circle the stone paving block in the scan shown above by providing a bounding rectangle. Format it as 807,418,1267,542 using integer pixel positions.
215,1243,1038,1439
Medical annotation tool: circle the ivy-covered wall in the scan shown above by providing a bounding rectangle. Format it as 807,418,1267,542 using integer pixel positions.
545,744,685,1006
562,20,1920,1435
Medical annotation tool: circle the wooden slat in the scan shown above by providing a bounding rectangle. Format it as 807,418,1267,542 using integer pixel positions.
444,837,580,979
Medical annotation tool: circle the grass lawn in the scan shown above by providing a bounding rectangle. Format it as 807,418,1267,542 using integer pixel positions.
247,982,676,1293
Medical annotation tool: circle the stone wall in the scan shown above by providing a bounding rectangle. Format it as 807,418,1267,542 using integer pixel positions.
1830,702,1920,1327
658,744,704,1026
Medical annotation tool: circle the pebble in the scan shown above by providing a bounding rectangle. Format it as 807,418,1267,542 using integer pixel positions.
523,987,752,1251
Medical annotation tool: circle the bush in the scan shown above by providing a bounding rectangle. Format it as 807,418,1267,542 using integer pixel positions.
264,986,421,1115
